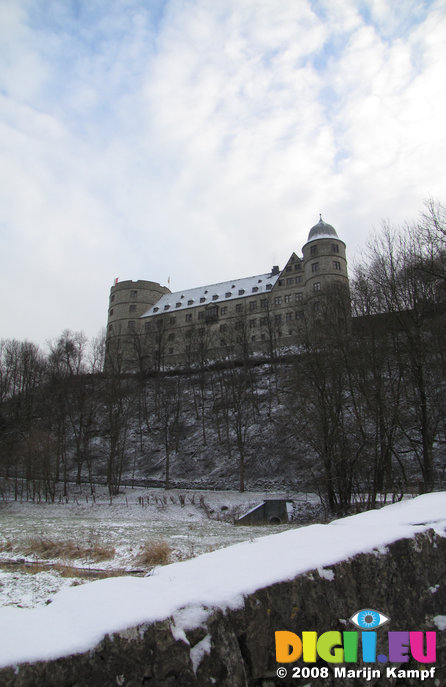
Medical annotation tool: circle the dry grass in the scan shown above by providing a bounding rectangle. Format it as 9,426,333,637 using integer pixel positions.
135,539,172,567
1,537,115,562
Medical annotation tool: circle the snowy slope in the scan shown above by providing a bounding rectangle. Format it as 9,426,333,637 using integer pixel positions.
0,493,445,669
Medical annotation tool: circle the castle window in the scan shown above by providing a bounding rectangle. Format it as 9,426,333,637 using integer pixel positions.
220,306,227,315
109,308,114,316
168,348,174,355
286,278,294,285
252,286,259,293
145,322,151,331
129,304,136,312
130,290,137,299
212,294,218,300
266,283,272,290
236,303,243,313
333,261,341,270
313,282,321,292
164,304,170,310
235,320,243,329
286,312,293,321
284,295,291,303
238,289,245,295
153,307,159,312
286,265,292,272
251,335,256,342
296,310,304,319
278,280,283,286
185,313,192,322
296,276,303,283
249,301,257,311
168,333,175,341
332,244,339,253
169,317,176,325
295,292,303,302
260,299,268,309
111,294,115,302
311,262,319,272
176,302,182,308
310,245,318,256
198,311,204,320
187,299,194,305
200,297,206,303
260,317,267,326
205,306,218,322
294,263,302,271
275,314,282,323
108,324,113,333
274,296,282,305
225,292,232,298
249,319,257,328
219,324,227,333
128,320,135,330
313,301,320,312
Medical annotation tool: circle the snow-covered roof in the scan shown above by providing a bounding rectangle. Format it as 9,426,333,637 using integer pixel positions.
307,216,338,242
0,493,444,668
141,272,280,318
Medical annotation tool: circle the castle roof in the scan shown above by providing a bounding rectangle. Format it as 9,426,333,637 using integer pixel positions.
306,215,338,242
140,271,280,319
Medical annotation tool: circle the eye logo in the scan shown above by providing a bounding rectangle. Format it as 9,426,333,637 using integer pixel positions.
350,609,390,630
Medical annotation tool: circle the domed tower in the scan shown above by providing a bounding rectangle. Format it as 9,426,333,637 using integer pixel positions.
302,215,349,314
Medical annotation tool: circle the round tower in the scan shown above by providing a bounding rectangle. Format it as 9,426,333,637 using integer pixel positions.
302,216,349,310
106,279,170,338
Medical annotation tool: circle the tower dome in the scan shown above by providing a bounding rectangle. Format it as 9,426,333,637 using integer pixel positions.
307,215,338,242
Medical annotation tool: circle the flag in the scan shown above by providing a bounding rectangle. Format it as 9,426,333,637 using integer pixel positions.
114,277,119,285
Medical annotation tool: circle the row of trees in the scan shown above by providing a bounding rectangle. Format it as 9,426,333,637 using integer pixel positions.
0,201,444,510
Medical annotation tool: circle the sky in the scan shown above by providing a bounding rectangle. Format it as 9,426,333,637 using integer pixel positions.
0,0,445,347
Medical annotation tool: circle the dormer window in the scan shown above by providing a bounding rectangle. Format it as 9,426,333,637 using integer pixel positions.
238,289,245,295
252,286,259,292
200,297,206,303
164,304,170,310
176,302,182,308
212,294,218,301
225,292,232,298
153,307,159,312
266,283,272,290
187,299,194,305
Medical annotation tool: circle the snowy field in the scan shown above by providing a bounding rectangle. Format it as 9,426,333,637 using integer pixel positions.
0,492,444,669
0,484,318,609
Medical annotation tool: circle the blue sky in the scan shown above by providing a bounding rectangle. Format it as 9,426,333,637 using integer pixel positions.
0,0,445,346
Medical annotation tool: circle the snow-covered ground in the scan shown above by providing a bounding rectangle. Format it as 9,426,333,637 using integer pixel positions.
0,485,318,609
0,491,444,669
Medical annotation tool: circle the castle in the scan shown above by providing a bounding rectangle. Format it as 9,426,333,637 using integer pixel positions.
105,217,349,371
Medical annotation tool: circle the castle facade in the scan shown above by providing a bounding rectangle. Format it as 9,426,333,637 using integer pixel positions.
105,217,349,371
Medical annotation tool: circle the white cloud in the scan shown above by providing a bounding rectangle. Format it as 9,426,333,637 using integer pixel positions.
0,0,445,345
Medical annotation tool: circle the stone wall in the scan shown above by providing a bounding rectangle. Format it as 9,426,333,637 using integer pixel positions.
1,529,444,686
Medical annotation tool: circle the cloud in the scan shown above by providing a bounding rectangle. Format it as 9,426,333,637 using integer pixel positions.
0,0,445,346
